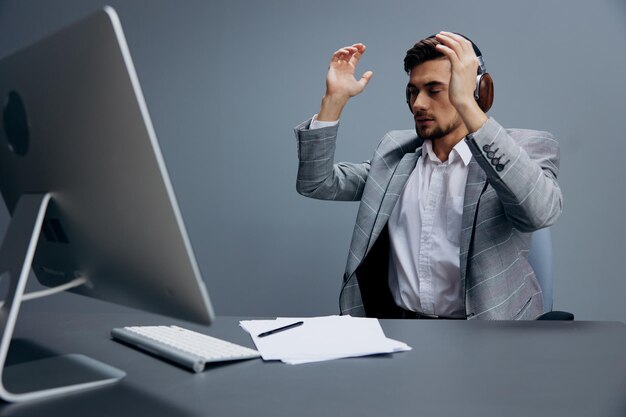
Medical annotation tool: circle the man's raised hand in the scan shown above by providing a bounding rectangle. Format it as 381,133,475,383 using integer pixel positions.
318,43,373,121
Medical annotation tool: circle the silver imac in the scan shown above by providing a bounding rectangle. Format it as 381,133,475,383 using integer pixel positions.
0,7,214,402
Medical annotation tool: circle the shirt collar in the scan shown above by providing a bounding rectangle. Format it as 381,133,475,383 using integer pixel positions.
422,139,473,167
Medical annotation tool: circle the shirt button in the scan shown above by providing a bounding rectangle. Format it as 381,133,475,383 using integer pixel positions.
482,144,491,152
496,164,504,172
491,157,500,165
486,151,495,158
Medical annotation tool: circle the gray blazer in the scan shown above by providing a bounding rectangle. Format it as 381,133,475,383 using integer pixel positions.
294,117,562,320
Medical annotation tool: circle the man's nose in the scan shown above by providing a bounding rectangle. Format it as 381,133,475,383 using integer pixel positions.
411,92,428,113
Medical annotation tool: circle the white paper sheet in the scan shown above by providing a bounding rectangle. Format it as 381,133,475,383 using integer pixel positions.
239,316,411,364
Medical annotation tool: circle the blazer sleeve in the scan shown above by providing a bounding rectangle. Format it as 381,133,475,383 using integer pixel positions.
465,117,563,232
293,118,370,201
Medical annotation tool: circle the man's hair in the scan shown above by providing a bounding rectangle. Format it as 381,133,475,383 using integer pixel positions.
403,37,444,74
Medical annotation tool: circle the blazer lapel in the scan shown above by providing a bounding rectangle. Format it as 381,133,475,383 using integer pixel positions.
459,159,487,282
345,149,421,279
367,151,420,252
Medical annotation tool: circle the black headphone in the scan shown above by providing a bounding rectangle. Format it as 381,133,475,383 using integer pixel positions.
405,34,494,113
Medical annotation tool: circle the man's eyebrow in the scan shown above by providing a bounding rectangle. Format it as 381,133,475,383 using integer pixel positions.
407,80,447,89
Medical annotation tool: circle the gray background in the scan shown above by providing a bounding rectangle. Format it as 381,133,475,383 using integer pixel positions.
0,0,624,321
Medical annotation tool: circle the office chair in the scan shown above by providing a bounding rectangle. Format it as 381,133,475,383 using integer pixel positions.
527,228,574,320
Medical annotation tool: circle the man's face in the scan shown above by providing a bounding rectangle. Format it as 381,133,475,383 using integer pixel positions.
407,58,464,141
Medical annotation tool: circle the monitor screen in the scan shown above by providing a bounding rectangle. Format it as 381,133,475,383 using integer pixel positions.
0,7,214,326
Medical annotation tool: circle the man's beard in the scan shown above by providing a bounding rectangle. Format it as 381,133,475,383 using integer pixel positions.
415,115,463,140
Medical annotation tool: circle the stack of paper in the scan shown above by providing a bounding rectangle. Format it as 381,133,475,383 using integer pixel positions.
239,315,411,364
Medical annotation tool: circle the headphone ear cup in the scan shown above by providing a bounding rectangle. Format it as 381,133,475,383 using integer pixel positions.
476,73,494,113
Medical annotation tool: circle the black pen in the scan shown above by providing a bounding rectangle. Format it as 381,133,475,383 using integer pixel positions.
257,321,304,338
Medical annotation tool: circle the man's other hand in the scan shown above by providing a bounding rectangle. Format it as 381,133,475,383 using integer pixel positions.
434,32,487,133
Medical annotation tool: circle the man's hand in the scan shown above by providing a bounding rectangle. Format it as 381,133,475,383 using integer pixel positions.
434,32,488,133
318,43,373,122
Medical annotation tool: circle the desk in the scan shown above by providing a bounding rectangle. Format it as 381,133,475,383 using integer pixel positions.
2,310,626,417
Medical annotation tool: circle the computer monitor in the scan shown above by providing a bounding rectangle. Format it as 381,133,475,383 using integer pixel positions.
0,7,214,402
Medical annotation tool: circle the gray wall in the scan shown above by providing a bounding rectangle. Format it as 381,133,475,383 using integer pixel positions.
0,0,625,321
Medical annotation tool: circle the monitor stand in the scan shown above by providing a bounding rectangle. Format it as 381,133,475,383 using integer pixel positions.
0,193,125,403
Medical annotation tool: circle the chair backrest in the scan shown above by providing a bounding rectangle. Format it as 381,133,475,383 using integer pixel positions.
528,228,553,313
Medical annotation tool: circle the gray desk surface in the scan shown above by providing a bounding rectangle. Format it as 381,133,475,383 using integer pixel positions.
2,309,626,417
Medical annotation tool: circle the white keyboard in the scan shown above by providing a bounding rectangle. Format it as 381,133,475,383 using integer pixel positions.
111,325,260,373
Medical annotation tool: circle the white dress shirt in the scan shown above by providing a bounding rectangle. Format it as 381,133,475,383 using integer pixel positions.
387,139,472,318
309,115,472,318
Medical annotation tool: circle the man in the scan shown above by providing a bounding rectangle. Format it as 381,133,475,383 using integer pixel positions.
294,32,562,320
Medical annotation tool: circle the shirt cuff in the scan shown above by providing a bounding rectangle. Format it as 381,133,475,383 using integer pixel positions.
310,113,339,130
